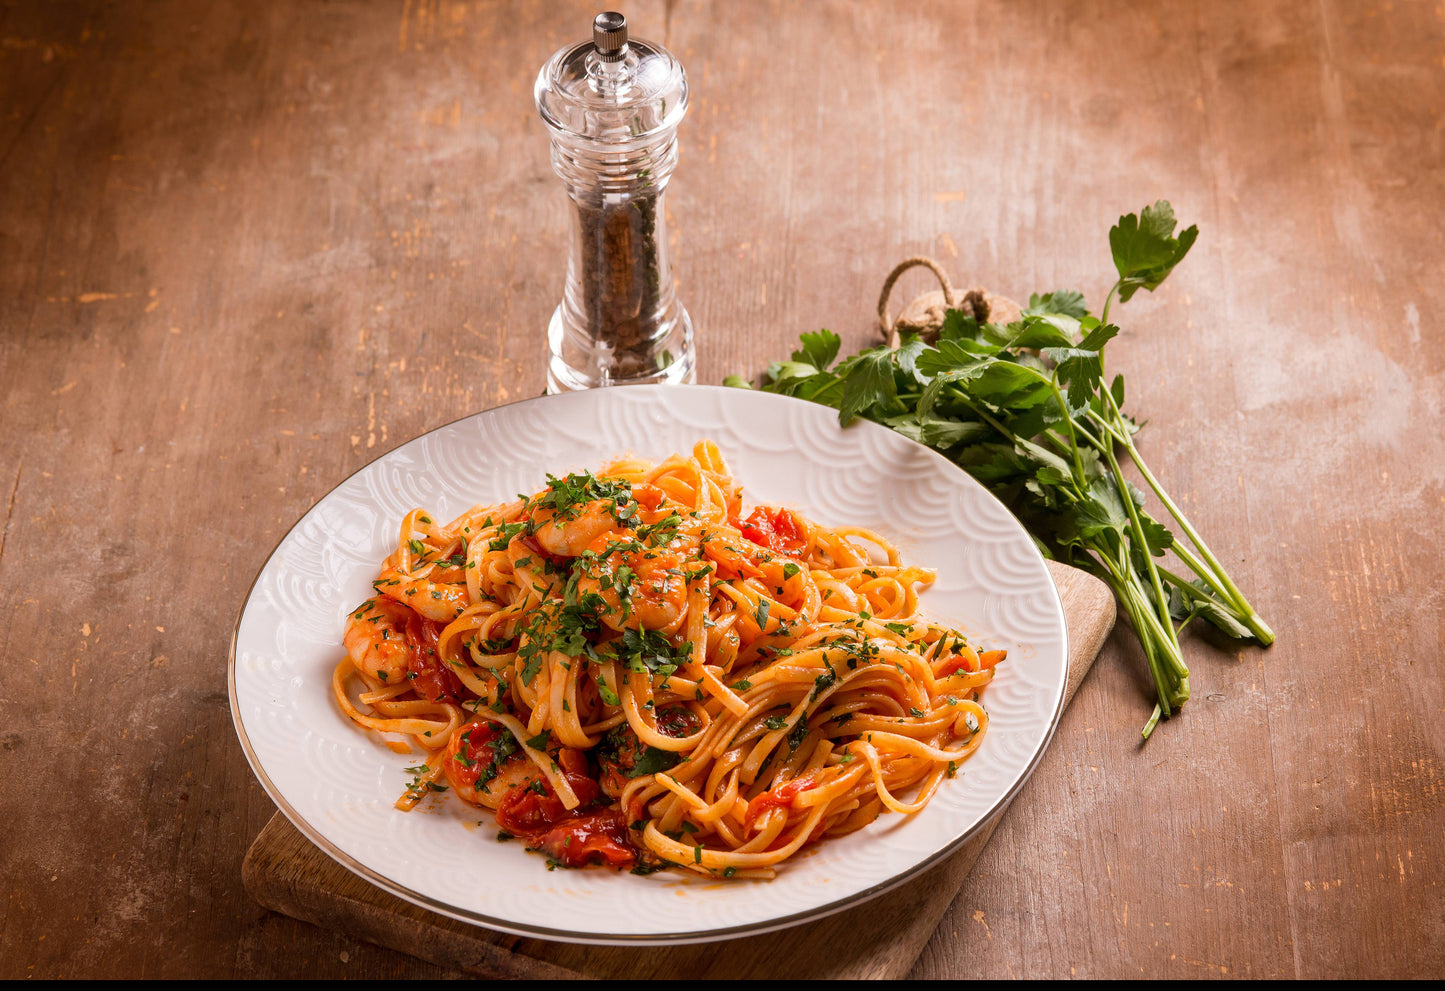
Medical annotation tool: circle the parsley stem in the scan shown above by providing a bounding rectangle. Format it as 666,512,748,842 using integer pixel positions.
1101,281,1122,327
1101,388,1275,645
1046,377,1091,487
1097,547,1188,725
1156,562,1236,634
1142,704,1163,739
1078,536,1188,686
1099,432,1177,656
1064,416,1105,452
944,369,1191,720
1083,393,1273,646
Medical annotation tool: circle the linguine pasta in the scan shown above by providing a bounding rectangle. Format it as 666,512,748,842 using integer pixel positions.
334,441,1004,878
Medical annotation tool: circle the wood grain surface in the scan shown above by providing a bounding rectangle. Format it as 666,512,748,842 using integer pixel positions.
1,0,1441,980
239,561,1113,980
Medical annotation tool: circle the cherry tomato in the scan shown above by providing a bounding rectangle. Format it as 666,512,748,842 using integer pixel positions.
745,770,822,829
533,807,636,869
495,749,601,834
404,611,464,702
738,506,806,556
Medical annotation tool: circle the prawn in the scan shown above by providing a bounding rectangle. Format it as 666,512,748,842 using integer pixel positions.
576,531,690,635
531,499,628,558
343,597,413,685
373,566,470,623
701,526,799,590
442,720,543,810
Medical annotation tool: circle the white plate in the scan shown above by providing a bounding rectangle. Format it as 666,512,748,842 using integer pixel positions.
229,385,1067,945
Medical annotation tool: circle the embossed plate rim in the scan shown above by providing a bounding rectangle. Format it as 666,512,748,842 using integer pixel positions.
229,385,1068,945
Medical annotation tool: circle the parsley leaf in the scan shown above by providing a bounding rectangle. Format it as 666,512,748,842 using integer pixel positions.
628,746,682,778
792,329,841,370
1109,200,1198,301
616,628,693,678
595,673,621,706
836,347,899,426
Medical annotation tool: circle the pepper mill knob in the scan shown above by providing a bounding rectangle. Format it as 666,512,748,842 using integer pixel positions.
593,11,628,61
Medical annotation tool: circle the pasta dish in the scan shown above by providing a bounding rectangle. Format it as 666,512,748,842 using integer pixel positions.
334,441,1004,878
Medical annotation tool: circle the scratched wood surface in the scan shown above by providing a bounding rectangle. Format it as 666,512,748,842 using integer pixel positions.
0,0,1440,980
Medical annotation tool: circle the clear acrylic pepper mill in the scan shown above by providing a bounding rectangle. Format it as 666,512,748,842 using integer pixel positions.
535,11,695,392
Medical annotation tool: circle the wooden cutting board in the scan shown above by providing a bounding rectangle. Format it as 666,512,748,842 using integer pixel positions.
242,560,1114,979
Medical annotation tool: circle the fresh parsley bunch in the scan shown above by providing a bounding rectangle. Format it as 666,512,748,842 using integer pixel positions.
726,202,1273,737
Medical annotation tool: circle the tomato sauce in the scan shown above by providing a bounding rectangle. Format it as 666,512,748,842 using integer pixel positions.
404,611,464,702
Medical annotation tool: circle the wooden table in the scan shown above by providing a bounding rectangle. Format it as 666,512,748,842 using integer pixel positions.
1,0,1440,979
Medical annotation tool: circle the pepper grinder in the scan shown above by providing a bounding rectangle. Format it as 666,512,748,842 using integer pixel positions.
535,11,695,392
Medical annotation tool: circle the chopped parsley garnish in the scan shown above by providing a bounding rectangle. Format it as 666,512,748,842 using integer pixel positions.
529,472,633,525
810,665,837,701
515,584,607,685
616,627,693,678
628,746,683,778
595,673,620,706
487,521,527,551
636,512,683,547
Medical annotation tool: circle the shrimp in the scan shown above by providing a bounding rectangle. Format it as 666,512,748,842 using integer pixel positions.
343,597,413,685
373,566,470,623
700,526,797,587
576,531,690,635
442,720,542,810
629,483,674,524
531,499,627,558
